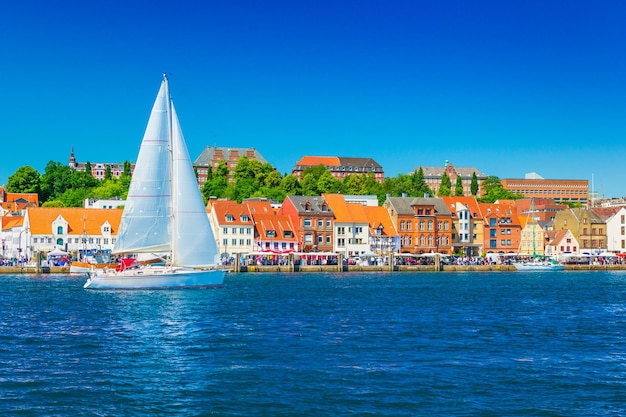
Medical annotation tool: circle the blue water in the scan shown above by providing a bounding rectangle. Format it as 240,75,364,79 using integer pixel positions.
1,271,626,416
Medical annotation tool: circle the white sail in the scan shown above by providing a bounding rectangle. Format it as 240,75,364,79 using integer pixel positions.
84,74,225,290
114,79,172,254
170,103,219,267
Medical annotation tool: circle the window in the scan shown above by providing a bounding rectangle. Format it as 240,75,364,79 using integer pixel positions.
400,221,405,231
239,228,245,234
337,227,345,235
231,227,237,234
57,226,63,234
241,215,249,222
489,218,496,227
226,214,234,222
326,219,331,228
223,227,228,234
318,219,323,228
304,218,311,227
407,221,412,231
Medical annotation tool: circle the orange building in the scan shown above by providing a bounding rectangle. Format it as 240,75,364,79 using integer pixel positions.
0,187,39,215
479,201,522,253
279,195,334,253
292,156,384,183
383,196,452,254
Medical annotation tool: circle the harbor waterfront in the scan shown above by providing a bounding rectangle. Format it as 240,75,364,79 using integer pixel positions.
2,260,626,274
2,270,626,416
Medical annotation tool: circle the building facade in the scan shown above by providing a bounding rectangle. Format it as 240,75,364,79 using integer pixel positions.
194,146,268,185
292,156,384,183
416,161,486,197
69,149,134,180
279,196,334,253
501,173,589,205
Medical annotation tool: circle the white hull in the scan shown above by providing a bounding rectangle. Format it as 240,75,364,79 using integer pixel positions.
84,266,225,289
70,262,118,274
513,262,564,271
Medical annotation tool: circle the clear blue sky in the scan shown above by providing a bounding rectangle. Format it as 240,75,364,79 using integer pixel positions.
2,1,625,197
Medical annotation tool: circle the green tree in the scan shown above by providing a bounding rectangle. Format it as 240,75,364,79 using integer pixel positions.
201,160,229,200
7,166,41,194
317,170,342,194
279,174,302,196
470,172,479,196
301,173,319,196
40,161,74,203
411,167,432,197
264,170,282,188
438,172,452,196
454,176,464,196
478,175,522,203
104,165,113,181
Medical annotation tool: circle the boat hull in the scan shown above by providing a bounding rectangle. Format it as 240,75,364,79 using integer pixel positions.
84,266,225,289
513,262,564,271
70,261,118,274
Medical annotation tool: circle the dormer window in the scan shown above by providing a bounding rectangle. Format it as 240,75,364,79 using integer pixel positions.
241,215,249,222
57,226,64,234
266,230,276,238
284,230,293,238
226,214,234,222
304,203,312,212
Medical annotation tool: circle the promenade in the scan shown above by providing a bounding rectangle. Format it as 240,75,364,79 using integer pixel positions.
1,264,625,275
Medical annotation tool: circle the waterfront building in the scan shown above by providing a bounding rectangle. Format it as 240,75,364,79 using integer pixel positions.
69,148,134,180
279,196,334,253
415,161,487,197
593,206,626,254
383,196,452,254
544,229,580,258
552,207,607,254
194,146,268,185
208,199,255,258
246,199,298,254
479,201,522,254
292,156,384,183
518,211,545,256
323,194,373,258
500,173,589,205
23,207,122,255
440,196,484,256
0,215,26,259
363,205,399,255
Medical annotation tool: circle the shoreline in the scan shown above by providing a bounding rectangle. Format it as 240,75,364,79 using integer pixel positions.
1,264,625,274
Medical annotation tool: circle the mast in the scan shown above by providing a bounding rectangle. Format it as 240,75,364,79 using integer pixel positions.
530,197,537,259
163,73,176,265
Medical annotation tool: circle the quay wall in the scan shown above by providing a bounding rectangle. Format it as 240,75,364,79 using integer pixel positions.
1,264,625,274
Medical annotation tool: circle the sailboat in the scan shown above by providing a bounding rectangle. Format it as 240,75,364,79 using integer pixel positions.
84,74,225,289
513,199,564,271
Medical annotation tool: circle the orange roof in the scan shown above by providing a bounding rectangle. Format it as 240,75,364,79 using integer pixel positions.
296,156,341,167
364,205,397,236
439,196,482,218
323,194,369,223
210,200,253,227
1,215,24,231
26,207,123,235
252,212,298,242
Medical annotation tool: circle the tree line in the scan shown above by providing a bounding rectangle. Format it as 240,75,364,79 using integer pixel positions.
6,157,522,207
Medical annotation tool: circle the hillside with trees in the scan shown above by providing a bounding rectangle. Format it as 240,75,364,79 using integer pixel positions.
6,157,517,207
